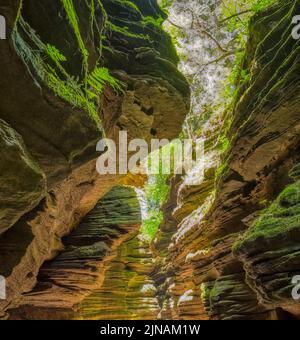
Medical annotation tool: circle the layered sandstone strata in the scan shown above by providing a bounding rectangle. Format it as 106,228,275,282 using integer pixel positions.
152,0,300,320
0,0,189,318
8,186,143,319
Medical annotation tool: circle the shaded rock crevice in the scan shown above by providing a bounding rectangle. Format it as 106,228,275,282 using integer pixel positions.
1,0,300,321
0,0,189,319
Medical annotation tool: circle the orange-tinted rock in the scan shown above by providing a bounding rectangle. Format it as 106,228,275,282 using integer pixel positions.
7,186,142,319
0,0,189,319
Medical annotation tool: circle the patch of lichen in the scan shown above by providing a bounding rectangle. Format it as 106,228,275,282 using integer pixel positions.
233,180,300,252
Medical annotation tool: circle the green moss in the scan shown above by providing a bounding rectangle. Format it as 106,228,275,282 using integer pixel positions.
87,67,124,98
13,4,123,131
111,0,141,14
61,0,89,72
142,15,164,29
289,163,300,181
106,21,149,40
13,19,99,124
218,135,230,153
215,162,229,183
234,181,300,251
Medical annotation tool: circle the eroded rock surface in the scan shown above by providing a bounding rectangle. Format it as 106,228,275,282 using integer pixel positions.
2,0,300,321
151,0,300,321
7,186,142,319
0,0,189,319
78,234,159,320
0,119,46,234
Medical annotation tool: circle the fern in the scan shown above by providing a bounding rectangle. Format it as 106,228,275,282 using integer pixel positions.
87,67,124,95
46,44,67,63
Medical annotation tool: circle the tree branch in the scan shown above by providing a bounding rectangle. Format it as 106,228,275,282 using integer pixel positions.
192,48,244,78
199,28,228,53
166,18,185,30
220,9,254,25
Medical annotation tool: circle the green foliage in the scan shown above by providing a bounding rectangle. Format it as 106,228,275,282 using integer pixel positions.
142,16,164,29
140,210,164,242
221,50,245,105
14,13,122,130
145,174,170,210
87,67,123,98
158,0,174,14
140,146,174,242
61,0,89,70
221,0,276,103
221,0,276,36
165,23,186,50
218,135,230,153
46,44,67,63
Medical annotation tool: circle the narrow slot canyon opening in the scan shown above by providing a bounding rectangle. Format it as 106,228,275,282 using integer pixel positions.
1,0,300,321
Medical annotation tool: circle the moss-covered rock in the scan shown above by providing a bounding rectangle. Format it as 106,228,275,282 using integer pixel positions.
151,0,300,321
0,0,190,320
101,0,188,96
201,274,273,320
234,181,300,314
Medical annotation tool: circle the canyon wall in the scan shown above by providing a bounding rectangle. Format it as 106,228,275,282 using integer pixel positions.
152,0,300,320
0,0,189,319
8,185,149,319
1,0,300,321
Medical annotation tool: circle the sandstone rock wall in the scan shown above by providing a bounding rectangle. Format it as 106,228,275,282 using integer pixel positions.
7,186,143,319
152,0,300,320
0,0,189,319
1,0,299,321
78,233,159,320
